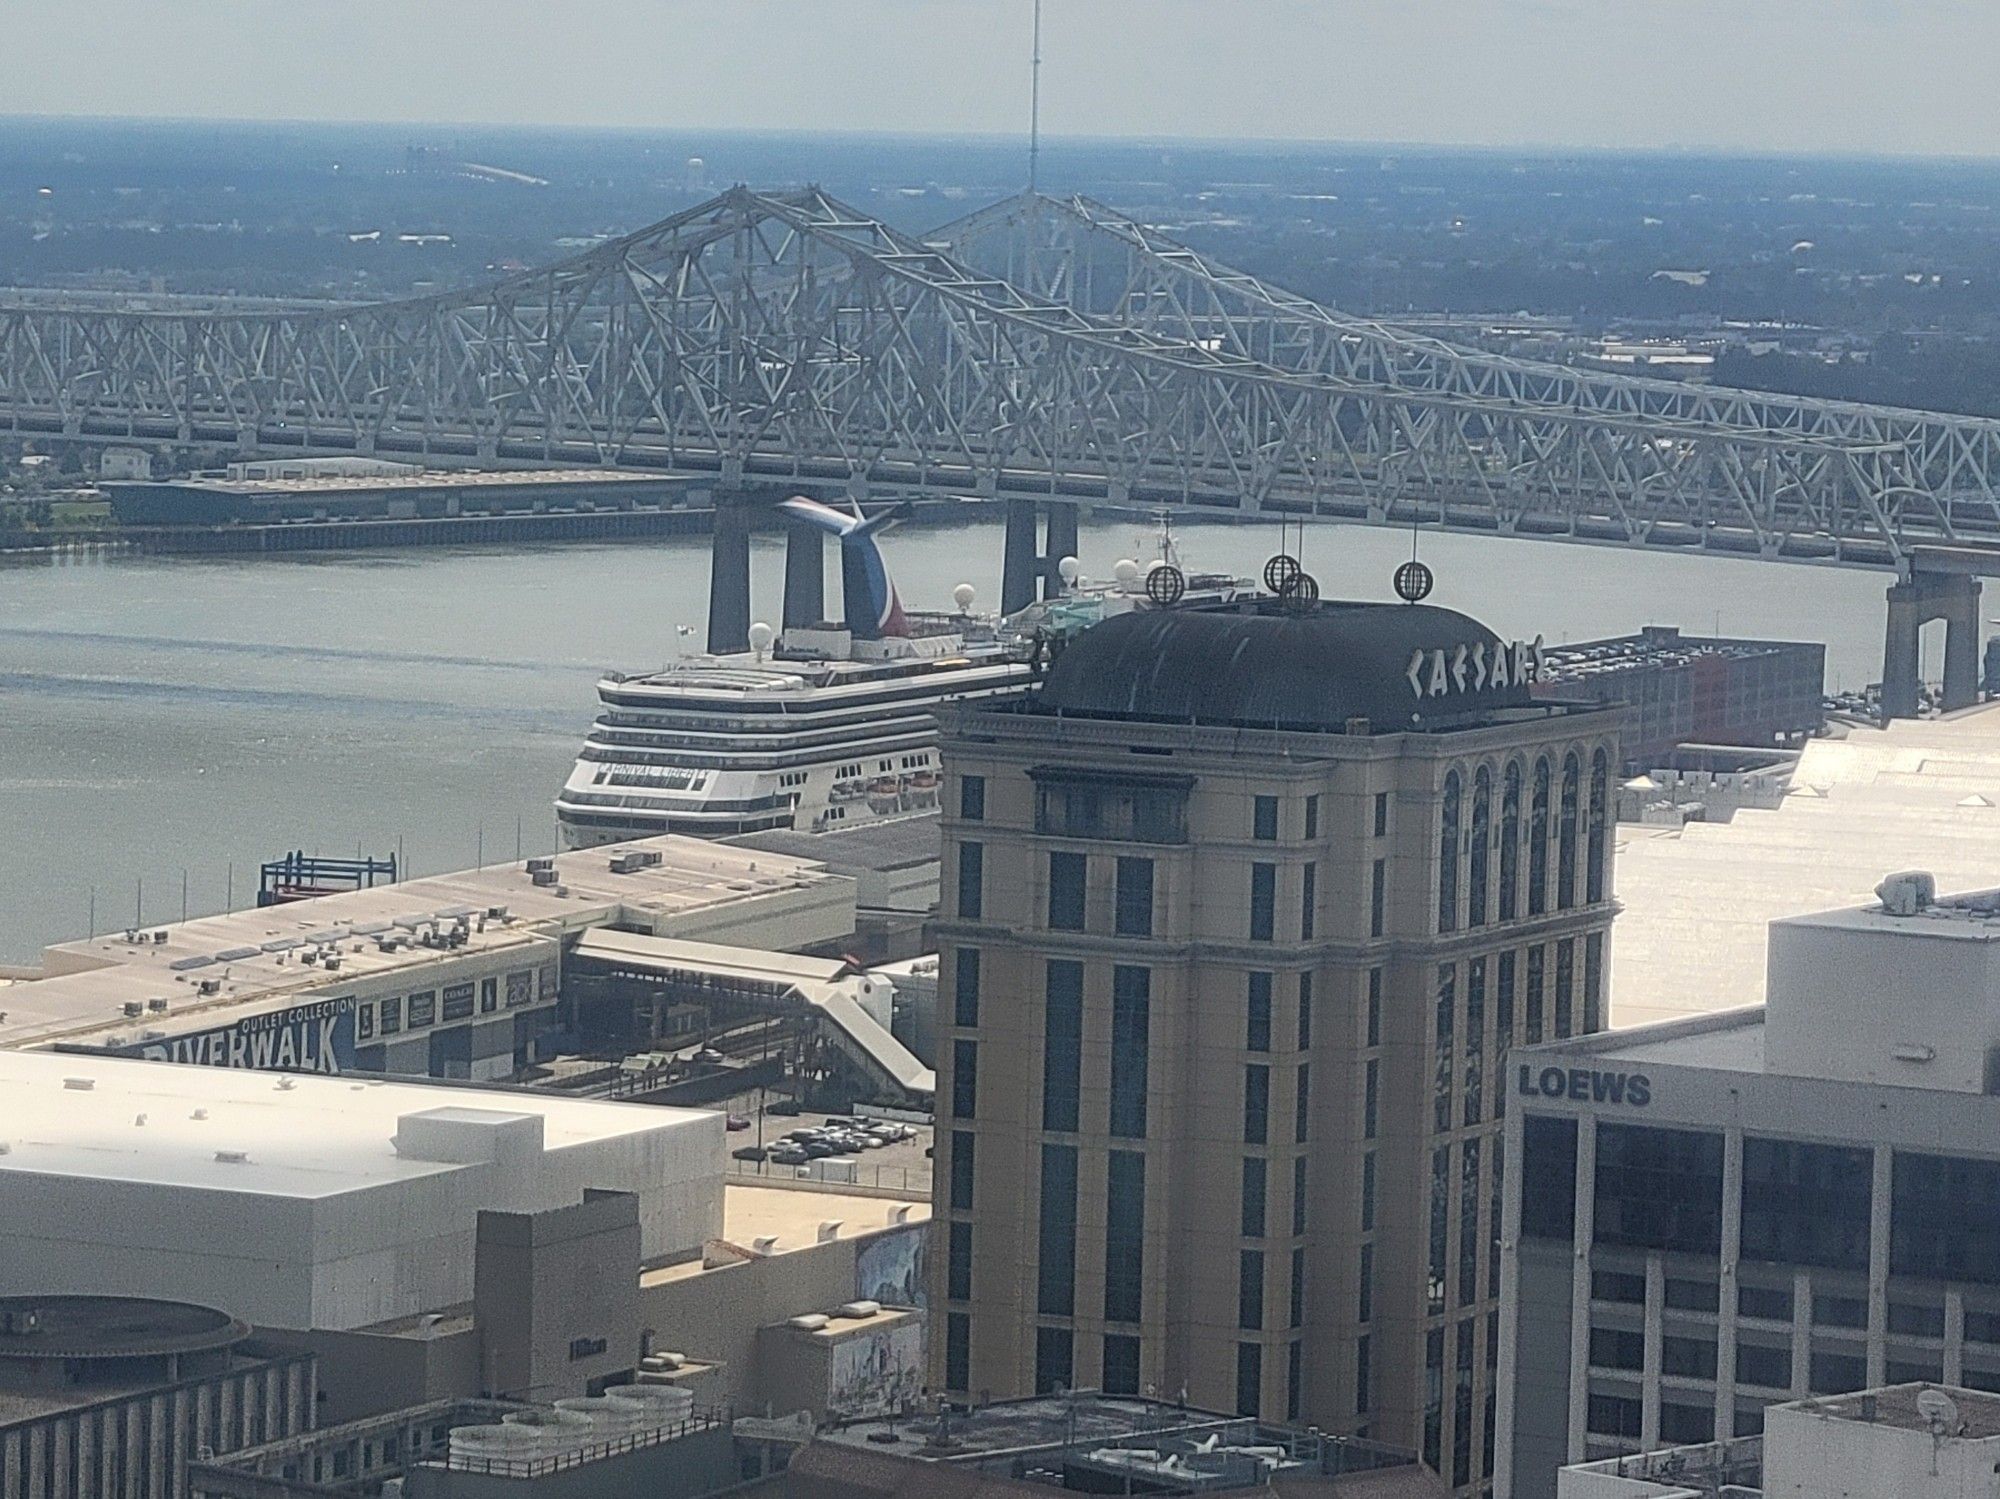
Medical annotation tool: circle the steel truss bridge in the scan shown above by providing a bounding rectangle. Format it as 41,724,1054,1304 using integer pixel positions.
4,184,1999,708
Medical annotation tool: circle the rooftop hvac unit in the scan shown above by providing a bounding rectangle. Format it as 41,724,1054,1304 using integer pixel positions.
836,1299,881,1318
787,1313,829,1331
122,1001,144,1018
532,869,558,887
526,855,554,873
486,905,510,921
197,978,222,996
153,931,168,944
146,998,169,1013
1877,869,1937,916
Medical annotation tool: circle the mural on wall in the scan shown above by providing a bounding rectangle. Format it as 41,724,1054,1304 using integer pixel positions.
855,1222,926,1308
828,1317,925,1419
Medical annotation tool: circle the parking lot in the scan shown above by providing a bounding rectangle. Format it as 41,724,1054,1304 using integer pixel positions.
715,1089,932,1193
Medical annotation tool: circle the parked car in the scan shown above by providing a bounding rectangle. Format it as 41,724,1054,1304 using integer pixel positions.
725,1113,751,1132
732,1145,767,1162
768,1144,809,1166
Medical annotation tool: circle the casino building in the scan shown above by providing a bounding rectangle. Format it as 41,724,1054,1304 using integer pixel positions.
928,595,1623,1494
1497,875,2000,1499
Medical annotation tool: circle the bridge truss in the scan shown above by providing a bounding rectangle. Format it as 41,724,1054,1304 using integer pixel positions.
5,185,2000,569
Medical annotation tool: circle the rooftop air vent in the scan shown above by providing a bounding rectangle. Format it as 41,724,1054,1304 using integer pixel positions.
1877,870,1937,917
62,1077,94,1091
213,1150,249,1164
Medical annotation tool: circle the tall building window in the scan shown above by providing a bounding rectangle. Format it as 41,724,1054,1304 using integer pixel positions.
1114,856,1153,937
958,841,984,920
1304,794,1320,840
1239,1250,1265,1330
1038,1144,1079,1316
1489,1137,1505,1300
1588,748,1609,904
1464,957,1485,1127
1892,1152,2000,1282
1247,972,1273,1052
1469,765,1492,927
1034,1327,1073,1395
1294,1064,1311,1145
1367,968,1382,1047
1558,750,1581,909
952,1039,977,1119
945,1313,970,1392
1295,1154,1310,1235
1048,850,1086,931
1742,1137,1872,1271
1290,1246,1306,1328
948,1221,974,1300
950,1130,976,1210
1584,932,1604,1034
1594,1123,1725,1256
954,946,981,1028
1245,1064,1271,1144
1374,791,1389,838
1242,1156,1268,1238
1520,1115,1578,1241
1355,1335,1372,1415
1105,1150,1146,1322
1529,756,1551,916
1428,1146,1450,1314
1526,945,1546,1044
1458,1138,1483,1308
1369,858,1386,937
1358,1241,1374,1322
1434,964,1456,1134
1453,1322,1476,1487
1438,768,1462,933
1236,1343,1262,1417
1499,758,1522,921
960,773,986,822
1297,972,1313,1049
1043,961,1082,1132
1254,795,1280,841
1360,1151,1375,1231
1555,938,1575,1037
1301,862,1317,940
1363,1060,1378,1139
1288,1340,1303,1422
1250,862,1276,941
1110,966,1150,1138
1103,1335,1140,1395
1423,1328,1444,1468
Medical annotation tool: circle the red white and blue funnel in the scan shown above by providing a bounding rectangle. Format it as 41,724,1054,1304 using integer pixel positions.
780,495,910,639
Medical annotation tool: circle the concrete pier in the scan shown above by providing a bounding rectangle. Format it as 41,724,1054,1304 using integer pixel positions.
1882,565,1982,720
782,520,824,629
706,497,754,654
1042,502,1079,594
1001,498,1040,613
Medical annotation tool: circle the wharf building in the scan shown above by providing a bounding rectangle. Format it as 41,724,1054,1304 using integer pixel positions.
1497,874,2000,1499
928,598,1622,1494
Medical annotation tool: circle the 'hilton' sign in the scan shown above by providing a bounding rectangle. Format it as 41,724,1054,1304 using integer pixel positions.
1405,635,1547,699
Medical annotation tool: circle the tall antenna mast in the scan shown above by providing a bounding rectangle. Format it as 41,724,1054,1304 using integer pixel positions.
1029,0,1043,192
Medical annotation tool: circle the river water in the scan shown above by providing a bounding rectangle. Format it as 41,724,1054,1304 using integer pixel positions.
0,516,1930,964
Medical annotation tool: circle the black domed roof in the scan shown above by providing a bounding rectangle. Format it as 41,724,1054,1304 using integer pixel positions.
1034,601,1535,732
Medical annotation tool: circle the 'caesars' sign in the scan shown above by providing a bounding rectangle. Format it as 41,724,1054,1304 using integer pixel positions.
1406,635,1547,700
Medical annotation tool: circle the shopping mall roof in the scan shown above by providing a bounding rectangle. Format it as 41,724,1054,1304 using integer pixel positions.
1611,704,2000,1027
0,836,852,1052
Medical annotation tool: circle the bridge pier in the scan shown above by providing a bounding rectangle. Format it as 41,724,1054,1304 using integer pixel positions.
706,496,754,654
783,519,825,629
1002,499,1040,613
1043,502,1079,594
1882,569,1982,720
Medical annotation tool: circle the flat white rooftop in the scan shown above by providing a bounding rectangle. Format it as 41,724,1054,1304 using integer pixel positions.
0,1049,705,1199
2,835,852,1052
1611,703,2000,1028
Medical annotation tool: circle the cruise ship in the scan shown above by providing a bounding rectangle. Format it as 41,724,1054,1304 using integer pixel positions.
555,501,1246,848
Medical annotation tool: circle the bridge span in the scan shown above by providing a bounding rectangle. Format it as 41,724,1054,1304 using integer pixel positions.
3,185,1998,714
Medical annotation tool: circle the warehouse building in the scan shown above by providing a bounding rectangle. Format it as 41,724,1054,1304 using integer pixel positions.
1498,874,2000,1498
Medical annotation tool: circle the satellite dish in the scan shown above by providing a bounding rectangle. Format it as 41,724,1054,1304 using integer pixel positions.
1146,563,1186,607
1057,556,1080,586
1916,1387,1960,1433
952,583,976,612
747,621,775,658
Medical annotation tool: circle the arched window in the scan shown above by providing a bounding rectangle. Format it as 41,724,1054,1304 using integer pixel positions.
1438,769,1462,933
1468,765,1492,928
1529,756,1551,917
1499,760,1522,921
1588,747,1610,904
1557,750,1581,910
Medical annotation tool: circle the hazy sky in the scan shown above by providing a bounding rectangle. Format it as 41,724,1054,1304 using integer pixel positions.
12,0,2000,156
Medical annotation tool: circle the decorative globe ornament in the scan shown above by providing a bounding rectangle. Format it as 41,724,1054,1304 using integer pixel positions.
1393,559,1434,604
1263,553,1303,596
1146,563,1187,606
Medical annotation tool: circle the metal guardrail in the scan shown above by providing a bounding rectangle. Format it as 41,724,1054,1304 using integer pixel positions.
433,1409,729,1478
728,1156,932,1194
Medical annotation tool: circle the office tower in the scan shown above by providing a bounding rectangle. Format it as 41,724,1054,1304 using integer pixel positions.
1499,874,2000,1499
931,598,1621,1494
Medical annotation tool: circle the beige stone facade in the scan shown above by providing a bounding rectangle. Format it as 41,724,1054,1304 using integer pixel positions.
928,653,1620,1495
